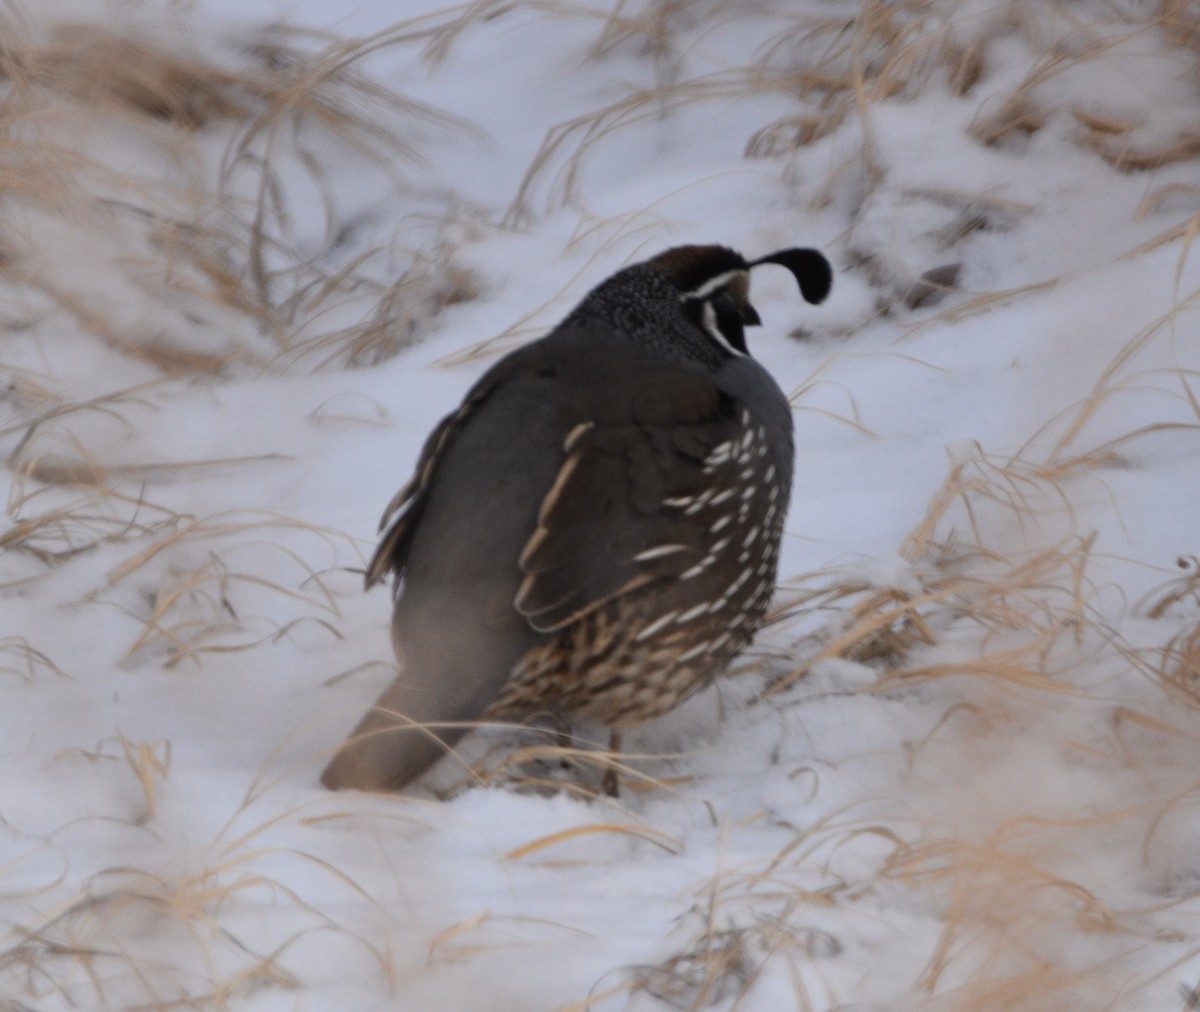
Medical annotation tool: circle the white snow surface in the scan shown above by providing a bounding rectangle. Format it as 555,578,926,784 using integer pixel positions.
3,0,1200,1008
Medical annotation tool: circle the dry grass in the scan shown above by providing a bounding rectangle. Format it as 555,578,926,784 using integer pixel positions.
0,487,183,566
0,7,465,666
0,12,478,378
1130,557,1200,716
761,440,1100,703
498,0,917,225
3,1,1200,1010
4,418,358,662
99,513,357,669
0,637,68,682
0,836,393,1009
489,0,1086,222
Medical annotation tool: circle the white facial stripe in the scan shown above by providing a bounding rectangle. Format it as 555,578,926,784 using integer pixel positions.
700,300,747,357
680,269,748,301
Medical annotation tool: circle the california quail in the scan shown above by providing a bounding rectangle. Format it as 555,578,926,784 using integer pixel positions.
322,243,833,794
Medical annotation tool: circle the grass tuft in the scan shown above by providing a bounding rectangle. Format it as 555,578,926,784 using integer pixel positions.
0,12,478,378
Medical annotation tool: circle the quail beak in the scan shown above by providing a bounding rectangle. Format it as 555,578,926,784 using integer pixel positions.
742,303,762,327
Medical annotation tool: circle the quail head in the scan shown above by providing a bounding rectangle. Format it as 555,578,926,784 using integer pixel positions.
322,242,833,794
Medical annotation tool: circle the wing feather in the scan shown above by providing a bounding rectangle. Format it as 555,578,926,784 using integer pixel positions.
365,324,756,643
514,373,742,632
363,358,524,590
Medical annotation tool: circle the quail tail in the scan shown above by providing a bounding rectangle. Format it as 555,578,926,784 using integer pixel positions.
322,576,539,792
321,668,506,791
319,677,471,792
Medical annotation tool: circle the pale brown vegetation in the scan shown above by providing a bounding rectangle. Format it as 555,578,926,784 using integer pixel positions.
0,13,478,378
3,1,1200,1009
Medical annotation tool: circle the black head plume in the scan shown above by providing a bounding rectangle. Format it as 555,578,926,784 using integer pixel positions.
750,248,833,305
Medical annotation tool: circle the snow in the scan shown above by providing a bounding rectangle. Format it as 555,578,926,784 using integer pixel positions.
3,0,1200,1007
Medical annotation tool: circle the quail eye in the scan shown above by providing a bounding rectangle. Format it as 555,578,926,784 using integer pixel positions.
710,291,738,316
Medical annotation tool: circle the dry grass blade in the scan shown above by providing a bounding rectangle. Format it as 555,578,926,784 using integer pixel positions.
104,512,353,588
504,69,788,226
415,0,594,67
504,822,681,861
1147,621,1200,711
0,637,69,681
117,735,172,823
1089,132,1200,173
1140,556,1200,620
1034,301,1200,463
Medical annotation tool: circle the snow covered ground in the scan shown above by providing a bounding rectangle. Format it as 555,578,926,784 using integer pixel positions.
3,0,1200,1007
